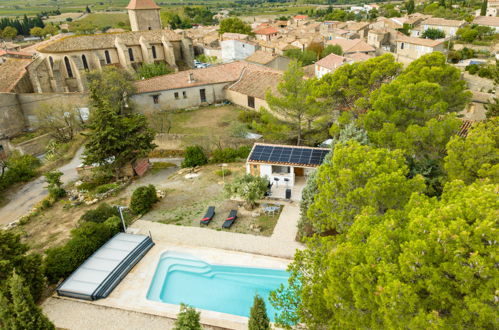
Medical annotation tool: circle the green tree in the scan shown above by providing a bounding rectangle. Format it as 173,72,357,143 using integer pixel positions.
224,174,268,209
0,272,54,330
219,17,253,35
308,142,425,233
321,44,342,58
181,145,208,168
0,231,45,302
29,26,44,37
42,24,58,36
130,184,158,214
136,62,173,79
266,61,320,145
2,26,18,39
273,180,498,329
481,0,487,16
86,67,136,114
45,170,66,199
405,0,415,14
315,53,401,113
173,304,202,330
283,49,316,66
485,97,499,118
248,294,270,330
444,118,498,184
422,27,445,39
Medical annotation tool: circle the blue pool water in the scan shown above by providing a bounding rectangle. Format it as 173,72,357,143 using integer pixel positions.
146,251,289,321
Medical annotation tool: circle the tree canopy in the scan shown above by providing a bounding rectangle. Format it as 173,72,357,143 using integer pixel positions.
219,17,253,35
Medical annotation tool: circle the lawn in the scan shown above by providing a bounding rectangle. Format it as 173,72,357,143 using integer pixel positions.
69,12,131,30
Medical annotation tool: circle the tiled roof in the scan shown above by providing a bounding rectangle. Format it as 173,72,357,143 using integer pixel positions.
38,30,181,53
396,35,445,47
245,50,277,65
346,52,373,62
327,38,375,53
473,16,499,27
0,49,32,57
0,59,32,92
228,68,282,99
254,27,279,35
294,15,308,20
135,61,277,94
126,0,160,10
315,53,348,70
423,17,466,27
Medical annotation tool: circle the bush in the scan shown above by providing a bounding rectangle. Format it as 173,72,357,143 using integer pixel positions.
173,304,202,330
44,217,121,283
0,152,40,190
94,183,119,194
209,146,251,164
238,110,261,125
215,168,232,177
130,185,158,215
80,203,119,223
248,294,270,330
466,64,480,75
224,174,268,209
45,170,66,199
181,145,207,168
76,181,98,191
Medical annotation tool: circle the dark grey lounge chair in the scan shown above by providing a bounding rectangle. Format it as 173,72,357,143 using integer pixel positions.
200,206,215,225
222,210,237,228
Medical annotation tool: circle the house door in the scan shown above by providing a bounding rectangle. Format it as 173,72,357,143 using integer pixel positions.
250,164,259,176
247,96,255,108
294,167,304,176
200,89,207,102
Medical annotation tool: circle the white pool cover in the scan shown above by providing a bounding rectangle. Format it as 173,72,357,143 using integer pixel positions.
57,233,154,301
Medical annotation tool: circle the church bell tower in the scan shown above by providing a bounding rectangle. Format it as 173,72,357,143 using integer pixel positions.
126,0,162,32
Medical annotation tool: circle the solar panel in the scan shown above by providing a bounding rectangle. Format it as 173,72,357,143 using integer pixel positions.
248,145,329,166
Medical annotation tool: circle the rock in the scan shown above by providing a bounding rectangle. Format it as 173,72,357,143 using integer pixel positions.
185,173,200,179
74,180,83,187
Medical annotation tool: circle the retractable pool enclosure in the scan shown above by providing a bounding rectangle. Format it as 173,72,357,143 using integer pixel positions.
56,233,154,301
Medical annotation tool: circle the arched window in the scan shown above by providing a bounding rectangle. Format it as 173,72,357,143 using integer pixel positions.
64,56,73,78
128,48,134,62
104,50,111,64
49,56,54,69
81,54,89,71
151,45,157,59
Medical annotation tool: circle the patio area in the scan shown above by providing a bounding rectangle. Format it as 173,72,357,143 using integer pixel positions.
267,176,307,202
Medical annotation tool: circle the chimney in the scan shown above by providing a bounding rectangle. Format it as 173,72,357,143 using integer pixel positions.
188,72,195,83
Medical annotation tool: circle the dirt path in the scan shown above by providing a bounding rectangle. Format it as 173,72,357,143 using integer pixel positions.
0,147,84,226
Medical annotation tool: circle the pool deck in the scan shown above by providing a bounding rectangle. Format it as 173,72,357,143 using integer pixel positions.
43,203,304,329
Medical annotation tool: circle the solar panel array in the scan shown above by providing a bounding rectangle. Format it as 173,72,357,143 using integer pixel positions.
249,145,329,166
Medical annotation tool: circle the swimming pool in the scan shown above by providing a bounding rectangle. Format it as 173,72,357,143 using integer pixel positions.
146,251,289,321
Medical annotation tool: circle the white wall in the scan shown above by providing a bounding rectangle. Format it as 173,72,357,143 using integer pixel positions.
221,39,257,62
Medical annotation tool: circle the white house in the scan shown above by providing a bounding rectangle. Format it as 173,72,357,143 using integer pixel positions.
473,16,499,32
422,17,467,37
314,53,352,78
221,39,258,62
396,36,446,60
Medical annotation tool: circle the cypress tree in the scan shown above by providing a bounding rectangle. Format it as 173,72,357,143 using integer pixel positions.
481,0,488,16
0,272,55,330
248,294,270,330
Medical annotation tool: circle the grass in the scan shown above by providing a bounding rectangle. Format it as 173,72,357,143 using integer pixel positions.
10,130,47,145
69,12,130,30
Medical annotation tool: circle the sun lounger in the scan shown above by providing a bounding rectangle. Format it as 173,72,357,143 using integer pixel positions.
222,210,237,228
200,206,215,225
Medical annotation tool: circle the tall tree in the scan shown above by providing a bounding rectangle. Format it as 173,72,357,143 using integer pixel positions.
481,0,488,16
173,304,202,330
308,142,425,234
405,0,415,14
266,61,320,145
444,118,498,184
0,272,54,330
248,294,271,330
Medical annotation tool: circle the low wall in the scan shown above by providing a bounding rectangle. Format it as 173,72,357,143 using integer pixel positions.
9,132,53,156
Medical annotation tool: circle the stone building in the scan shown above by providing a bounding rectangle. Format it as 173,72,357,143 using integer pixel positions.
127,0,162,32
28,29,194,93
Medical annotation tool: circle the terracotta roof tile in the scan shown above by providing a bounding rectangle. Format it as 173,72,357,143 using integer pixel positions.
254,27,279,35
473,16,499,27
423,17,466,27
38,29,181,53
315,53,349,70
228,68,282,99
245,50,277,65
126,0,160,10
0,59,32,92
326,38,375,53
396,35,445,47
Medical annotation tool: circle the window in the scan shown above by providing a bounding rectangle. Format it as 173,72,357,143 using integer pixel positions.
82,55,89,71
400,42,404,50
152,45,157,59
104,50,111,64
199,89,206,102
64,56,73,78
148,27,152,30
174,92,179,99
128,48,134,62
247,96,255,108
182,91,187,99
152,94,159,104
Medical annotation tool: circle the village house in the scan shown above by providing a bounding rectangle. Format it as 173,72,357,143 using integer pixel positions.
327,38,376,57
396,35,446,60
254,27,279,42
421,17,467,37
244,50,290,71
314,53,352,78
473,16,499,32
367,29,391,50
221,39,258,62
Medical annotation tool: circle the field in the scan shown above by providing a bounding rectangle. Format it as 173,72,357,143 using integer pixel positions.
68,12,131,30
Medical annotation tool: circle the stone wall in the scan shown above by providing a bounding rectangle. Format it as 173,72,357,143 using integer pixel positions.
0,93,27,139
8,132,53,155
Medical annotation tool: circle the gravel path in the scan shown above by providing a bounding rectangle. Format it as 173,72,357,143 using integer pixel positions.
271,203,300,241
0,147,84,226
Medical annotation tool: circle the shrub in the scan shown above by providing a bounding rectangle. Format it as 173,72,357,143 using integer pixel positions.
248,294,270,330
80,203,119,223
225,174,268,209
181,146,207,168
44,217,121,283
0,152,40,190
466,64,480,75
130,185,158,214
45,170,66,199
94,183,119,194
209,146,251,164
173,304,202,330
238,110,261,125
215,168,232,177
76,181,97,191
